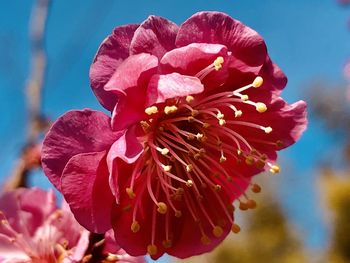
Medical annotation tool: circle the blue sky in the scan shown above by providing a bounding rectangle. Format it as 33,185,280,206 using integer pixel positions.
0,0,349,261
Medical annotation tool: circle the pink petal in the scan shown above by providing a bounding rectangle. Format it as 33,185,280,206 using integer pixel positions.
107,128,144,202
146,73,204,106
0,234,30,261
104,53,158,131
130,15,178,59
176,11,267,67
62,230,90,263
42,109,121,190
90,24,139,110
61,151,115,233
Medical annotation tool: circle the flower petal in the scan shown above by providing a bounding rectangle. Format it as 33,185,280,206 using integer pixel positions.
0,234,30,261
90,24,139,110
130,15,179,59
42,109,121,190
146,73,204,106
61,151,115,233
176,11,267,67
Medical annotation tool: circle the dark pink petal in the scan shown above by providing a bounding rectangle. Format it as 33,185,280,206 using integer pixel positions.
90,24,139,110
146,73,204,106
61,151,115,233
107,128,144,201
104,53,158,131
42,109,121,190
176,11,267,67
130,16,178,59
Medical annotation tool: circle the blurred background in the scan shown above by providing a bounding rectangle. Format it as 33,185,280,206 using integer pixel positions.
0,0,349,262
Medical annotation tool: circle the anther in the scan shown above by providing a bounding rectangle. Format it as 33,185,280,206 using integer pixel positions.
235,110,243,118
175,210,182,218
140,121,150,131
241,95,249,101
252,76,264,88
231,223,241,234
219,119,226,126
214,184,222,191
239,201,249,211
196,133,204,140
203,122,210,128
126,188,136,199
186,180,193,187
263,127,272,134
216,112,224,119
252,184,262,193
200,235,211,245
162,239,172,248
245,156,255,166
186,95,194,103
157,147,169,155
214,56,224,70
270,165,280,174
188,116,195,122
256,102,267,113
157,202,168,214
164,105,178,114
247,199,257,209
147,244,158,256
191,110,199,117
162,165,172,172
213,226,224,237
220,156,227,163
131,220,140,233
106,254,120,261
186,164,193,172
145,106,158,115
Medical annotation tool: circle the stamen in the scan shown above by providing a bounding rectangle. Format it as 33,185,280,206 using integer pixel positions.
157,202,168,214
162,165,172,172
157,147,169,155
145,106,158,115
126,187,136,199
213,225,224,237
201,235,211,245
186,95,194,103
213,56,224,70
131,220,140,233
231,223,241,233
269,164,280,174
147,244,158,256
251,184,262,193
186,180,193,187
164,105,178,115
252,76,264,88
255,102,267,113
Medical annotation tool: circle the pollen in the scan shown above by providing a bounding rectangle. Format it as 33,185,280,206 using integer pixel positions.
213,225,224,237
157,202,168,214
186,95,194,103
162,165,172,172
231,223,241,233
164,105,178,114
131,220,140,233
147,244,158,256
270,165,280,174
145,106,158,115
213,56,224,70
256,102,267,113
252,76,264,88
126,187,135,199
200,235,211,245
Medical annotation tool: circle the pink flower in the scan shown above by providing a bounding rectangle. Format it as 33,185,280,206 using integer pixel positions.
0,188,145,263
42,12,307,259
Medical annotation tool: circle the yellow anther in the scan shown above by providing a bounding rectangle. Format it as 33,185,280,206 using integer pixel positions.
147,244,158,256
106,254,119,261
131,220,140,233
157,202,168,214
164,105,178,114
162,165,172,172
256,102,267,113
235,110,243,118
191,109,199,116
237,149,243,156
219,119,226,126
245,156,254,165
214,184,222,191
187,116,195,122
252,184,262,193
157,147,169,155
186,164,193,172
196,133,204,140
200,235,211,245
216,112,224,119
145,106,158,115
241,94,249,101
252,76,264,88
162,239,172,248
220,156,227,163
203,122,210,128
263,126,272,134
186,95,194,103
175,210,182,218
140,121,150,131
213,226,224,237
213,56,224,70
126,188,135,199
270,165,280,174
247,199,257,209
186,180,193,187
231,223,241,233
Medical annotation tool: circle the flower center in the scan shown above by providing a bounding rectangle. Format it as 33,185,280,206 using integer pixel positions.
125,58,282,256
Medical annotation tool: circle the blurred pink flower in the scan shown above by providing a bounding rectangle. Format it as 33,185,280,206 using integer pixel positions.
42,11,307,259
0,188,145,263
